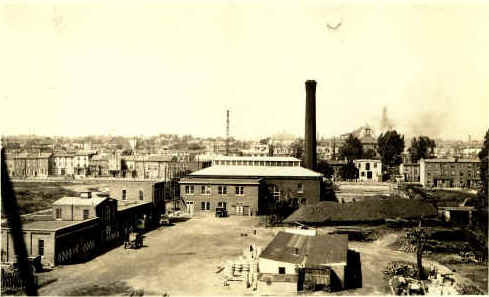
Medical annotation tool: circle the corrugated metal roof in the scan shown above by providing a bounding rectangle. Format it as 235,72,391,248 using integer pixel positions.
53,196,107,206
189,166,323,178
259,231,348,265
179,178,262,185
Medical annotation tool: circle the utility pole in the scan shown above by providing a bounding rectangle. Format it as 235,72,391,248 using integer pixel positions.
226,110,230,156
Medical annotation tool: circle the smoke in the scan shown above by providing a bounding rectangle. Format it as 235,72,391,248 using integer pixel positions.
406,111,448,139
380,106,394,132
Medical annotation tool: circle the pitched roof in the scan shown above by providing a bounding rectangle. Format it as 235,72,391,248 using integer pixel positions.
52,196,107,207
189,165,323,178
180,178,262,185
259,232,348,265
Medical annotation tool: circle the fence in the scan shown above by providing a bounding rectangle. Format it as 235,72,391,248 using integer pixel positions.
1,268,38,293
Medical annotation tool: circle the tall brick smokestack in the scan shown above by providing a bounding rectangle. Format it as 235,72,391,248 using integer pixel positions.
304,80,317,170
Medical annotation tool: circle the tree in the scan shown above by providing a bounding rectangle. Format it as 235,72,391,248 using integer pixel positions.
407,221,427,280
291,139,304,161
339,161,359,180
339,135,363,161
377,130,405,166
363,149,377,159
478,129,488,207
316,160,334,179
408,136,436,163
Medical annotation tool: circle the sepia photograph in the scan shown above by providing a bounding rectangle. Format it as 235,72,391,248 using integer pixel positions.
1,0,488,296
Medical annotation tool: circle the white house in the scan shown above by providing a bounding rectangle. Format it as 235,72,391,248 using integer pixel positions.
353,159,382,182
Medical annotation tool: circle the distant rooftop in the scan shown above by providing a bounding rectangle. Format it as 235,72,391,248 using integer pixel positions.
422,158,481,163
189,165,323,178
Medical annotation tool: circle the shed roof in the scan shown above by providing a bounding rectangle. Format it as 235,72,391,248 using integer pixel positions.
189,166,322,178
259,232,348,266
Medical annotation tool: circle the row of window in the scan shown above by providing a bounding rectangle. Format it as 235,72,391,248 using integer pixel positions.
55,208,90,220
199,201,227,210
185,185,245,196
184,183,305,197
121,189,144,201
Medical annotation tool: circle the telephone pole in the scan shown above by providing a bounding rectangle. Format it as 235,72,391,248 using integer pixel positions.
226,110,230,156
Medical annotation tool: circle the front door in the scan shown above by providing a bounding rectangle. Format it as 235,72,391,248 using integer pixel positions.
367,171,372,179
185,201,194,216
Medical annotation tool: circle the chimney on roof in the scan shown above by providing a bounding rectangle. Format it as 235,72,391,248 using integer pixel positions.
304,80,317,171
80,192,92,199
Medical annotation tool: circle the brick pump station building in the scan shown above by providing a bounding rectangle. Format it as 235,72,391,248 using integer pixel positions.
179,156,324,216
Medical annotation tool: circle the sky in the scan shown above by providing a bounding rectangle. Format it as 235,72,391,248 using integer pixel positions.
1,0,488,141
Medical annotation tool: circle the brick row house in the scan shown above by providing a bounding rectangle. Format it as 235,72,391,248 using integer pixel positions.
419,158,481,189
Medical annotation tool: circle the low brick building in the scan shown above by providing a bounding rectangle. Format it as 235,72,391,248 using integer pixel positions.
1,218,100,267
419,158,481,188
105,180,166,226
180,165,323,216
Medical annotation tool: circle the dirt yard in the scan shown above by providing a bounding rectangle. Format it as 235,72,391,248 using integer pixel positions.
37,216,485,296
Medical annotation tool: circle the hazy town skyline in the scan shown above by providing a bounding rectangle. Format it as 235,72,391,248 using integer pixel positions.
1,1,488,140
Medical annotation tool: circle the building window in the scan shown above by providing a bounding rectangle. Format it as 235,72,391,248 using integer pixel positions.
122,189,127,200
217,201,226,208
366,163,370,170
185,185,194,195
55,208,62,219
235,186,244,195
201,201,210,210
374,163,377,168
83,209,89,219
139,190,144,200
201,185,211,195
278,267,286,274
218,186,227,195
38,240,44,256
297,183,304,194
272,185,280,201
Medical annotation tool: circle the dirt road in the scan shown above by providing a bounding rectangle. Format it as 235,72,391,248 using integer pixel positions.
38,217,479,296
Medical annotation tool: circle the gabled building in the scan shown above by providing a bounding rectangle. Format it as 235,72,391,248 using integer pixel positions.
259,231,348,291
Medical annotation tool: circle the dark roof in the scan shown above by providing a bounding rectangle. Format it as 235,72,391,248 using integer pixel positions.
283,200,438,224
259,232,348,265
179,178,262,185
